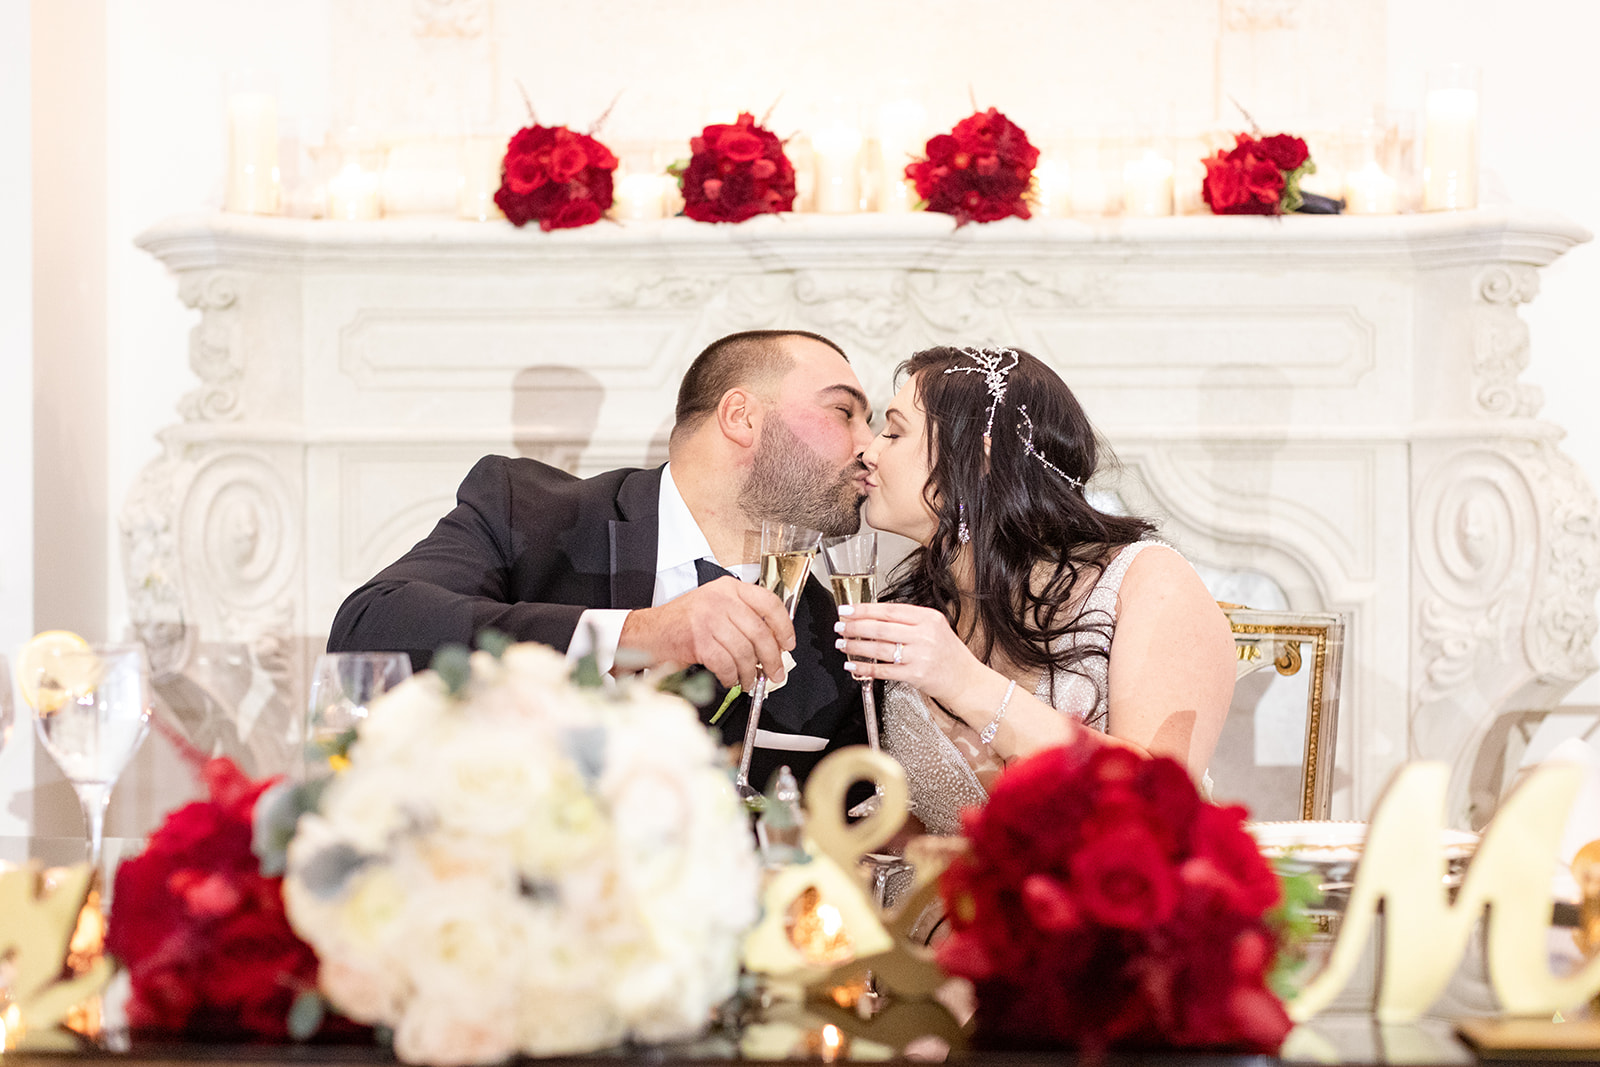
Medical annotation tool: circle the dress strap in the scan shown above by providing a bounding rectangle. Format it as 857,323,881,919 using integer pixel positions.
1081,540,1160,622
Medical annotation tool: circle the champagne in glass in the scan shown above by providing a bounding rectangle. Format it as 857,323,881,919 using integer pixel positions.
761,550,820,614
828,572,877,609
735,521,823,801
22,639,152,885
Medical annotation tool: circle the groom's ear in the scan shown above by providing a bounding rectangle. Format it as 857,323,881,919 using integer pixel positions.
716,387,760,449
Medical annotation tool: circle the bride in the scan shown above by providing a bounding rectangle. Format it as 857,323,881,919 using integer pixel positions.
834,345,1235,836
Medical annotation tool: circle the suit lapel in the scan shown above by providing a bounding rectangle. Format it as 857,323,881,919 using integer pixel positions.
609,465,663,609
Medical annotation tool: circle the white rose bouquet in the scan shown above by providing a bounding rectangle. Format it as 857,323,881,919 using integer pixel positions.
280,640,760,1066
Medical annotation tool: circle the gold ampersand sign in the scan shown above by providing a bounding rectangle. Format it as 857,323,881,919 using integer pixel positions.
742,747,963,1050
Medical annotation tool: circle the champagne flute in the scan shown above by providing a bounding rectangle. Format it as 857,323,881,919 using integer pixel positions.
304,652,412,777
28,644,152,883
735,521,823,801
822,530,880,747
823,531,888,817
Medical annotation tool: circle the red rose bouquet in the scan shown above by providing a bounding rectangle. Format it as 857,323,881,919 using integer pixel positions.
673,112,796,223
936,745,1294,1054
906,108,1039,225
105,757,335,1040
495,123,618,231
1202,131,1327,215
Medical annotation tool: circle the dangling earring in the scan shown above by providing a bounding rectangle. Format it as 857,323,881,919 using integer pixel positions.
958,501,971,544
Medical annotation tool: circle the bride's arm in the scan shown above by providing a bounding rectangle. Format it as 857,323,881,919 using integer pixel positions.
1103,545,1235,778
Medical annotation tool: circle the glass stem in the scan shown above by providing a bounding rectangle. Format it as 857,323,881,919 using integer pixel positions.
861,680,880,751
77,783,112,888
735,673,770,791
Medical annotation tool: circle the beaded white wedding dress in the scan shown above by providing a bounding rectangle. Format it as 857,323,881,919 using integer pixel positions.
882,541,1171,836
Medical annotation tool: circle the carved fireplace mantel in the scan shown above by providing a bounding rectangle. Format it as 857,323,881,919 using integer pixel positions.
127,207,1595,823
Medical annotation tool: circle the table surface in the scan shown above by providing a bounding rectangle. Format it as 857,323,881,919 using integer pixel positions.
10,1010,1599,1066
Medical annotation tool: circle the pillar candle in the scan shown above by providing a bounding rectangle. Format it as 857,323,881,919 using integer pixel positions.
1423,87,1478,211
1344,160,1399,215
224,92,281,215
811,124,863,214
1122,151,1174,217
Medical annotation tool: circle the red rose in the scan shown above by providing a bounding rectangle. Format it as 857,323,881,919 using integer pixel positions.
718,129,765,163
1243,156,1285,205
546,135,589,183
1069,824,1178,930
1256,133,1309,171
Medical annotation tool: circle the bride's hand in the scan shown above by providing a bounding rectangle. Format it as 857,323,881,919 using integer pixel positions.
833,603,987,706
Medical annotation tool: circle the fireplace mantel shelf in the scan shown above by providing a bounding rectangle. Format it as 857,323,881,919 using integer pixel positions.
137,207,1591,272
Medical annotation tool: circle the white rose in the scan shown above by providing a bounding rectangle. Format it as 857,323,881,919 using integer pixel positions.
393,990,519,1067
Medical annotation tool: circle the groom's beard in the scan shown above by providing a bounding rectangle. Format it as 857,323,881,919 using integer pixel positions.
739,416,865,537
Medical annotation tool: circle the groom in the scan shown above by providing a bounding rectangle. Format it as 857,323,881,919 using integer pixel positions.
327,329,875,788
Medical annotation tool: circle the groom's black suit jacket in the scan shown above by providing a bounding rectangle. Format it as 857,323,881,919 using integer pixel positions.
327,455,867,788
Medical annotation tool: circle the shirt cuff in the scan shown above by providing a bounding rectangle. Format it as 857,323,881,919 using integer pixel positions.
565,609,632,677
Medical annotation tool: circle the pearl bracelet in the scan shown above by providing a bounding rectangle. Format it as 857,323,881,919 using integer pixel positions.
980,678,1018,746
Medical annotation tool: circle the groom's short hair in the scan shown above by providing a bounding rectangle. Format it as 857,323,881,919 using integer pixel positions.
671,329,848,444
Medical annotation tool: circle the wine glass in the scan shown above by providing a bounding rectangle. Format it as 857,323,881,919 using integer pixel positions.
304,652,412,777
734,521,823,801
28,644,152,883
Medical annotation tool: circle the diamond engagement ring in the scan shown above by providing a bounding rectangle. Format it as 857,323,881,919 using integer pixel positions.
893,643,904,665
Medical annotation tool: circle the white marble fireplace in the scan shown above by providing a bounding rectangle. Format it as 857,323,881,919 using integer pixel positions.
126,208,1595,824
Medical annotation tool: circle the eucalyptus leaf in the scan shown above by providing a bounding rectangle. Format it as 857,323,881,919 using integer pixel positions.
476,628,514,658
287,990,326,1042
432,644,472,698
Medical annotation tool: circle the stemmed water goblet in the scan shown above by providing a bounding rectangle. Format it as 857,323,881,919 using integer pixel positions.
24,641,153,886
303,651,413,777
734,520,823,801
822,530,887,816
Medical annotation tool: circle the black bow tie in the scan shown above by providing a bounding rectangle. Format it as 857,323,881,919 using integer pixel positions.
695,558,735,586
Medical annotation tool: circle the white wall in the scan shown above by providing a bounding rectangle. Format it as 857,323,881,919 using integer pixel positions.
1387,0,1600,702
1,0,35,834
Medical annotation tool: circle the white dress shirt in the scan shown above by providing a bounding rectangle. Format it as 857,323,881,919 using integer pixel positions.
564,464,826,752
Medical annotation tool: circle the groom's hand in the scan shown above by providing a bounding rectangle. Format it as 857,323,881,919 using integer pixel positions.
618,578,795,691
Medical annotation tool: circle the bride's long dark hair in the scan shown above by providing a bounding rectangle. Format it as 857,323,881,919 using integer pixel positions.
880,346,1154,710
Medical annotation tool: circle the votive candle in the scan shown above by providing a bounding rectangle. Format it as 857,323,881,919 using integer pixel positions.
1344,160,1399,215
1122,150,1174,217
1034,159,1072,218
613,172,667,221
326,161,381,220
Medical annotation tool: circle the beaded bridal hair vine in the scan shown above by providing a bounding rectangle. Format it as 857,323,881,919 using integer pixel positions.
943,346,1086,490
